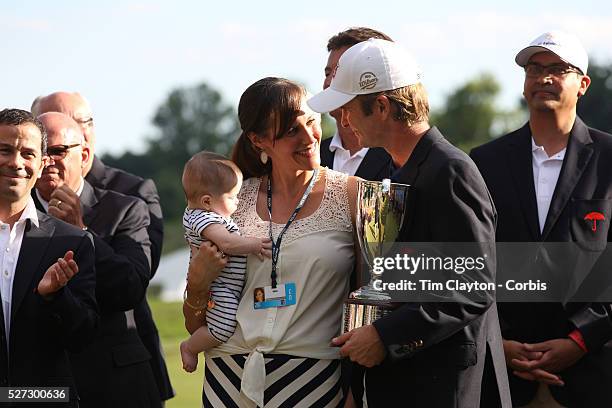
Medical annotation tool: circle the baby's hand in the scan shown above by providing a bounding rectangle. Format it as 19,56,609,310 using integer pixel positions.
261,238,272,259
253,238,272,261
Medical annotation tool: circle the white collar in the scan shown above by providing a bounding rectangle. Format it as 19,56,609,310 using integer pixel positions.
531,137,566,160
21,196,39,228
328,131,368,158
75,178,85,196
35,177,85,213
2,196,40,228
35,189,50,213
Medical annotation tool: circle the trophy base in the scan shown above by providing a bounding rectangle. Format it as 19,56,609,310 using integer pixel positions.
342,298,395,333
349,285,391,302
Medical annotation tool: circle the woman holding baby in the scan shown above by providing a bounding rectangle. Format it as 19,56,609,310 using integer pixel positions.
183,77,359,407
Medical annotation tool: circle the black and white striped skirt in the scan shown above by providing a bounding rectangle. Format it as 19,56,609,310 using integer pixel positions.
203,354,343,408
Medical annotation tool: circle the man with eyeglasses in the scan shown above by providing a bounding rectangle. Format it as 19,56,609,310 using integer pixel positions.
32,92,173,404
32,112,161,407
472,31,612,407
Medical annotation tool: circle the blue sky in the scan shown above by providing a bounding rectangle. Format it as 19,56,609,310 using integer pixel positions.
2,1,611,155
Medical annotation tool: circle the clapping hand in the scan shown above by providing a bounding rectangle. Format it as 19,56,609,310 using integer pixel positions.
37,251,79,298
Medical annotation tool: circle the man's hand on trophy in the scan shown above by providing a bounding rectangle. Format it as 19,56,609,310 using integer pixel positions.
332,325,386,367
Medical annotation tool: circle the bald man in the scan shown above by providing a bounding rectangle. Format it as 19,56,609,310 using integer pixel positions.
33,112,160,407
34,112,89,216
32,93,97,174
32,93,173,402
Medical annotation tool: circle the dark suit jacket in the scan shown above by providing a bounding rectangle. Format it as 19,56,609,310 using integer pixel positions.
362,127,511,407
320,136,392,180
471,118,612,407
0,211,98,406
85,156,173,400
33,182,160,408
86,156,163,274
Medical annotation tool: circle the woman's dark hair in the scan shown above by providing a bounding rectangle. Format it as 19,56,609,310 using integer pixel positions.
231,77,305,179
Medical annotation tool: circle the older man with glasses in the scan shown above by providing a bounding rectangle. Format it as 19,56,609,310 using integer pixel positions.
32,92,173,404
472,31,612,407
34,119,88,218
33,112,161,407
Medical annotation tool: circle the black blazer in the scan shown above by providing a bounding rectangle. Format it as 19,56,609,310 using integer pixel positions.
320,137,392,181
33,182,160,408
363,127,511,407
0,211,98,405
471,118,612,407
86,156,163,275
85,156,173,401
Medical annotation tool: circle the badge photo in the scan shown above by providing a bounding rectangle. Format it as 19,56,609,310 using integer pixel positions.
254,283,297,309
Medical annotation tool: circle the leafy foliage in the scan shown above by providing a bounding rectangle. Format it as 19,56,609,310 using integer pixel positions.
431,73,501,152
577,61,612,134
103,82,239,229
104,63,612,254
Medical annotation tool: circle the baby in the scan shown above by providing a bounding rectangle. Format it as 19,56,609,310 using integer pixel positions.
180,151,271,372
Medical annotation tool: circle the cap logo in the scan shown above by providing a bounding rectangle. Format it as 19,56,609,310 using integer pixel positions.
538,33,559,47
359,72,378,90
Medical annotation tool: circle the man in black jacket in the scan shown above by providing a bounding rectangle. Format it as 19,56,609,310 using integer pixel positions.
33,112,160,407
0,108,98,407
309,39,511,407
320,27,392,181
32,92,173,403
471,30,612,407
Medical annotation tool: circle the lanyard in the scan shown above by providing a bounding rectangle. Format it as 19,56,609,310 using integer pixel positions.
267,168,319,288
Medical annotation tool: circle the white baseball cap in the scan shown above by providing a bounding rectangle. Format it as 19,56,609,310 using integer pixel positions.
308,38,422,113
515,30,588,74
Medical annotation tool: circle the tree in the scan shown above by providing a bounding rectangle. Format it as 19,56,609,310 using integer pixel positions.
103,82,240,252
320,113,336,140
577,61,612,134
431,73,501,152
148,83,239,161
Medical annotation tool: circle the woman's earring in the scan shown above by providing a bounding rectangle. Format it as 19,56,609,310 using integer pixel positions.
260,151,268,164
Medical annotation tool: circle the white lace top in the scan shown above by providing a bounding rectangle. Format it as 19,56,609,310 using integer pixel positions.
207,168,354,406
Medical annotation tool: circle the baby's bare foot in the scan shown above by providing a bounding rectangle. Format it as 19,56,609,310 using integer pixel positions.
180,341,198,373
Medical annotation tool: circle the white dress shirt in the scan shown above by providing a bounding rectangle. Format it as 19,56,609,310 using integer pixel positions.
0,197,39,340
329,132,369,176
532,138,566,233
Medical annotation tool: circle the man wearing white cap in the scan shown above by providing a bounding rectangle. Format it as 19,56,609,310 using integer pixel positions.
472,31,612,407
309,39,511,407
320,27,393,181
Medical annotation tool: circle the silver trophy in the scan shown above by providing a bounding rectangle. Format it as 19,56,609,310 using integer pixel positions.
342,179,409,333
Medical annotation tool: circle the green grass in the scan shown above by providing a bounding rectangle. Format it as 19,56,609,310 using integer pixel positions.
148,298,205,407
